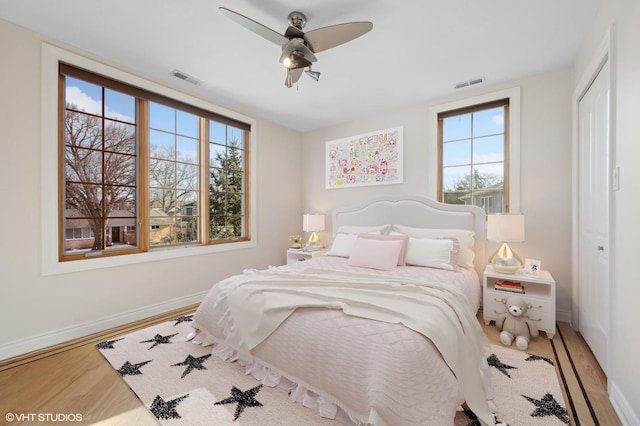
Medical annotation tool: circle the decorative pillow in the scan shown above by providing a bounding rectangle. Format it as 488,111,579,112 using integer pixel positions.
390,225,475,268
348,238,404,271
440,237,461,268
404,237,455,270
337,224,390,235
357,233,409,266
325,233,358,257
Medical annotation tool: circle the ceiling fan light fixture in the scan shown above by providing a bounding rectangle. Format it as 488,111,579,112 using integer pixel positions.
305,68,321,81
220,8,372,88
285,70,293,88
282,51,312,69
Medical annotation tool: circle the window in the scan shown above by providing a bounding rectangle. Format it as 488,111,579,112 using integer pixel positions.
148,102,200,247
438,99,509,213
59,63,251,261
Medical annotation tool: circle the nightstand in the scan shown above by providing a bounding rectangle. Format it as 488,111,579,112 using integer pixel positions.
483,265,556,339
286,248,327,265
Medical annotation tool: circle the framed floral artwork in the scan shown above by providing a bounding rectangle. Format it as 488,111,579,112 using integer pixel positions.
325,126,403,189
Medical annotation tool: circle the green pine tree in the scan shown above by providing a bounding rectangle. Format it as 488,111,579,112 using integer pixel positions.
209,135,244,239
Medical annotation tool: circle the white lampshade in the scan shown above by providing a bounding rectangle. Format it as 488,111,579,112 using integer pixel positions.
487,214,525,243
302,214,325,232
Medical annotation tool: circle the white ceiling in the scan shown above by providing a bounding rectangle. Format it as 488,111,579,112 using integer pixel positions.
0,0,602,132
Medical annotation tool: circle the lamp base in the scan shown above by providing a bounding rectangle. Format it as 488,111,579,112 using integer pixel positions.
305,242,324,251
489,242,523,274
305,232,323,251
490,262,522,274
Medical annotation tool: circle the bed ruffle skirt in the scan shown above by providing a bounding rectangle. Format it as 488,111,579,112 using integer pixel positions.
190,327,371,425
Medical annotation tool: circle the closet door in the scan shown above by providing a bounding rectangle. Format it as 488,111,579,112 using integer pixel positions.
577,58,610,374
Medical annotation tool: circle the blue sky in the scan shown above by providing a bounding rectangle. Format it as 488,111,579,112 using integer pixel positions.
442,107,505,190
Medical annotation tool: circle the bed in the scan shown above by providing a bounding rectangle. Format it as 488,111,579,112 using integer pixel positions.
191,196,495,425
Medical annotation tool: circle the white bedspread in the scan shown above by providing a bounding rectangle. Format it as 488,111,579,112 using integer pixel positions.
288,255,481,312
193,264,494,425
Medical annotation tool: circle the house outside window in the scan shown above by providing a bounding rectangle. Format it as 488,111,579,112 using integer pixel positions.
438,99,509,214
59,63,251,261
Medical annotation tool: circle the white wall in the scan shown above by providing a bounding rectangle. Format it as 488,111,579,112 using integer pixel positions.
301,70,574,321
572,0,640,424
0,19,304,360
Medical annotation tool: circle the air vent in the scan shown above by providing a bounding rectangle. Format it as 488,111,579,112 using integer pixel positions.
454,77,485,89
170,69,202,85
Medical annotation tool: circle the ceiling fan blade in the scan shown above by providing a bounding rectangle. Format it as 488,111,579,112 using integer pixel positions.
219,7,288,46
304,21,373,53
285,68,304,88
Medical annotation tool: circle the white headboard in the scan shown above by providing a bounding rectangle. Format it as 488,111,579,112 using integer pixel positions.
332,195,487,277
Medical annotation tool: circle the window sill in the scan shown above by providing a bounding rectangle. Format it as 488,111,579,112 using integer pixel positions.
43,240,257,276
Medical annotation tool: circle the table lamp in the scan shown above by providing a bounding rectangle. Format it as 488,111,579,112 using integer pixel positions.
303,214,325,250
487,213,525,273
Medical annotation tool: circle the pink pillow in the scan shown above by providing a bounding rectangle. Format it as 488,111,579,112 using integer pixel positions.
357,233,409,265
348,238,404,271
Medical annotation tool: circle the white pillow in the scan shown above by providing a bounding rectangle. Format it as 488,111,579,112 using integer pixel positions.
404,237,455,270
337,224,390,235
348,238,404,271
325,233,358,257
391,225,475,268
358,233,409,266
390,232,461,267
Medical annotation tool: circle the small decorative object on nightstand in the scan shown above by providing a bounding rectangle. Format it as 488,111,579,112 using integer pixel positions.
483,265,556,339
290,235,302,249
286,248,327,265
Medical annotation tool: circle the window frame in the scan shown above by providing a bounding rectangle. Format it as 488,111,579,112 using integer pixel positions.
427,87,521,213
42,43,257,275
437,98,510,213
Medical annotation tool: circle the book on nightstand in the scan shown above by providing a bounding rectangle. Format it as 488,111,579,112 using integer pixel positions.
494,279,525,294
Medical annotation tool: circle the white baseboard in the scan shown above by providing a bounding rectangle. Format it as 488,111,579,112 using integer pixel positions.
0,292,207,362
610,380,640,426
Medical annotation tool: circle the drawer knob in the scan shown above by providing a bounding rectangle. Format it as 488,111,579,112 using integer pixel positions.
493,297,506,304
526,315,542,321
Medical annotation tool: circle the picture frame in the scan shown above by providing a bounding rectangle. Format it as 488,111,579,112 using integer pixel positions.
524,258,541,276
325,126,403,189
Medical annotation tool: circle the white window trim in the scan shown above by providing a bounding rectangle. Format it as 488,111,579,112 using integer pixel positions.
427,86,521,213
41,43,257,276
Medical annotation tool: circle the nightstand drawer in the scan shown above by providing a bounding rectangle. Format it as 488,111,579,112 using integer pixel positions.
485,292,554,327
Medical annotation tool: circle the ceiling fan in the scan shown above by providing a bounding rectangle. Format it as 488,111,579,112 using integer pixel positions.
219,7,373,88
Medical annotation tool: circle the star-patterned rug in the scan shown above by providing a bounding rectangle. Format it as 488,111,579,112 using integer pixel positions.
454,344,570,426
97,315,335,426
98,316,569,425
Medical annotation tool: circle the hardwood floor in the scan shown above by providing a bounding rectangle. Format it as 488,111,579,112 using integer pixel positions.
0,309,621,425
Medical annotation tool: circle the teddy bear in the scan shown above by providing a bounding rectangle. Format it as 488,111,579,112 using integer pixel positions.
495,294,539,350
